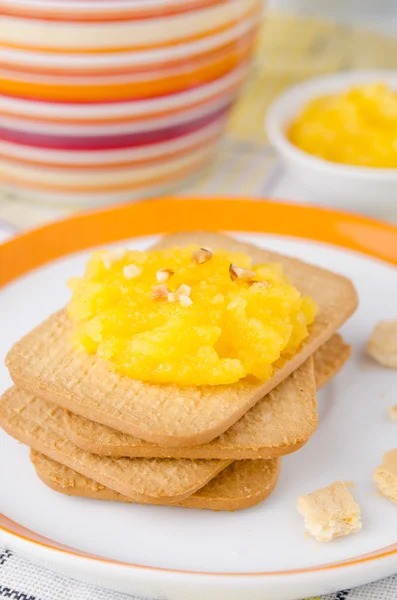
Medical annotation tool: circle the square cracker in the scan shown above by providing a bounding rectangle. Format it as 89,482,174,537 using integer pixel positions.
31,451,280,511
62,334,350,460
0,388,231,503
6,232,357,447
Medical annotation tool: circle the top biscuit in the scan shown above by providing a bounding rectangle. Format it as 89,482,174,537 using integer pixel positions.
6,232,358,447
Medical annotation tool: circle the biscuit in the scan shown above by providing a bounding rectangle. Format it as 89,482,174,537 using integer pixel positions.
63,356,316,459
7,233,357,447
31,451,280,511
314,333,351,389
63,334,349,460
0,389,231,503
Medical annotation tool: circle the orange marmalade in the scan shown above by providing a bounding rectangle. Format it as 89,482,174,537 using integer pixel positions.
288,83,397,168
67,245,316,386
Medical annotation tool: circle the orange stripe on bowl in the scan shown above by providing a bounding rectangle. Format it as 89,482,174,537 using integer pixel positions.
2,33,255,78
3,0,227,23
2,46,252,102
2,4,260,53
0,79,241,125
1,155,211,194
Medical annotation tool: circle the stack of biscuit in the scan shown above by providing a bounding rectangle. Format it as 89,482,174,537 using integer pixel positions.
0,233,357,511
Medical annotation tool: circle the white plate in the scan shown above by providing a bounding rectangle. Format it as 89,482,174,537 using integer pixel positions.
1,232,397,600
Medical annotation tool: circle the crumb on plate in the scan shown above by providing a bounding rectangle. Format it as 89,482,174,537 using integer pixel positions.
374,449,397,504
367,321,397,369
388,406,397,422
297,481,362,542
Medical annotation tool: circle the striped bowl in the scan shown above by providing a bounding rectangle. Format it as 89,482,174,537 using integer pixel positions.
1,0,262,204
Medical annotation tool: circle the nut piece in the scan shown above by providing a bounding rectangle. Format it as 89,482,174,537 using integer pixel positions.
297,481,362,542
123,264,141,280
179,294,193,307
152,284,169,300
388,406,397,422
192,247,212,264
367,321,397,369
374,449,397,503
249,280,270,290
102,248,127,270
229,264,255,282
156,268,174,283
168,284,193,306
177,284,191,297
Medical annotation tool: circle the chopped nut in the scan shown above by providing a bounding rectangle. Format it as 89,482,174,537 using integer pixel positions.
367,320,397,369
229,264,255,282
152,284,169,300
179,294,193,307
176,284,191,297
123,264,141,280
249,280,270,290
388,405,397,422
156,268,174,283
192,247,213,265
102,248,127,270
167,284,192,305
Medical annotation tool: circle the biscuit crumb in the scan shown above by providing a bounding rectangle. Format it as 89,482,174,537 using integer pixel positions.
297,481,362,542
388,406,397,422
367,321,397,368
374,449,397,504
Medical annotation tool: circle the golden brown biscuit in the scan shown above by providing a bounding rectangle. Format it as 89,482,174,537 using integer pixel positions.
0,389,231,503
62,335,350,460
6,233,357,447
31,451,280,511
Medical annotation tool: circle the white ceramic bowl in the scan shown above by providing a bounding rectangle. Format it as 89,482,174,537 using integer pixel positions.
265,70,397,218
